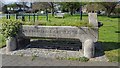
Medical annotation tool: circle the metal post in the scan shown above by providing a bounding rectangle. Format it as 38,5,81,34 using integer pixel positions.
22,14,25,21
80,11,82,20
80,5,82,20
7,7,10,19
33,13,35,22
15,14,18,19
22,2,25,21
8,14,10,19
46,9,48,21
37,13,38,20
29,13,30,21
6,14,8,19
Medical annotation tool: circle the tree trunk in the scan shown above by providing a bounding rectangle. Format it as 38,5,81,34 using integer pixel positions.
106,9,112,17
51,8,54,16
70,9,73,16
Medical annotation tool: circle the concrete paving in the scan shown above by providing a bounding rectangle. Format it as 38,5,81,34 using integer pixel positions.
1,54,119,66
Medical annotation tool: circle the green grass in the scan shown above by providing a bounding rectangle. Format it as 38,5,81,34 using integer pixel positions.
56,57,89,62
0,14,119,62
0,34,6,48
2,14,90,27
98,16,119,62
31,55,38,61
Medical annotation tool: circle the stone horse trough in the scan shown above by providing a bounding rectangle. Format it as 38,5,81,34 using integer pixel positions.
7,13,102,58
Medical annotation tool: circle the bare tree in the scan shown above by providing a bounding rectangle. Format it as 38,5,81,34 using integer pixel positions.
48,2,55,16
60,2,81,15
86,3,105,13
99,2,118,16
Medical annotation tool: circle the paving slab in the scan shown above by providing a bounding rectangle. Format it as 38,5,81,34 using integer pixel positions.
1,54,118,66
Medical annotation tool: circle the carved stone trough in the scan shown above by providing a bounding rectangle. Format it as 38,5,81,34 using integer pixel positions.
7,13,100,58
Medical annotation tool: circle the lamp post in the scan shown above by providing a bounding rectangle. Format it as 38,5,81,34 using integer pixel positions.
7,7,10,19
45,8,48,21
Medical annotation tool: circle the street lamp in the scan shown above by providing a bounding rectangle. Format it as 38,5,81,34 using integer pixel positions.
7,7,10,19
7,7,10,13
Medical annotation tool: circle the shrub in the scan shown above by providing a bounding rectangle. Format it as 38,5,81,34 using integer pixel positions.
0,19,22,38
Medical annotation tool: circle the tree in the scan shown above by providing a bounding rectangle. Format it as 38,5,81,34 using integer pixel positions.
48,2,55,16
6,3,18,13
99,2,118,16
59,2,86,15
60,2,81,15
2,5,8,13
113,3,120,15
32,2,55,14
86,2,105,13
3,2,29,14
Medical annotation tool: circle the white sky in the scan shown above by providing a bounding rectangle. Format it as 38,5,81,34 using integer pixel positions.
1,0,120,4
0,0,18,4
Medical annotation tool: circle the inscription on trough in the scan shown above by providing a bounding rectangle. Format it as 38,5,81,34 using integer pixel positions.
22,26,80,38
20,25,98,42
22,28,78,34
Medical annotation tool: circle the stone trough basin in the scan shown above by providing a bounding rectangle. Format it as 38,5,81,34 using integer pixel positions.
6,13,101,58
19,25,98,58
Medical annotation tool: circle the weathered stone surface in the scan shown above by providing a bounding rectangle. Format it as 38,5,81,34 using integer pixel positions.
15,13,99,58
88,13,98,27
17,37,30,49
20,26,98,42
83,39,94,58
19,25,98,58
6,37,17,52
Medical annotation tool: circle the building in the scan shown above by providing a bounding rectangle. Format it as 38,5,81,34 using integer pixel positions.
0,1,5,14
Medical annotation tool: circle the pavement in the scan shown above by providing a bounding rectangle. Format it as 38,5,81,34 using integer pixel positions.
1,54,119,67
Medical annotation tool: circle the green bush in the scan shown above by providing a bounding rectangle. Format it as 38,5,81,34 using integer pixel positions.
0,19,22,38
0,34,6,48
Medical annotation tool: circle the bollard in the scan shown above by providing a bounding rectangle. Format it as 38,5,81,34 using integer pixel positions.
6,37,17,52
83,39,94,58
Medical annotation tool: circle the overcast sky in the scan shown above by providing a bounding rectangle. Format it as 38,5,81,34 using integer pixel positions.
0,0,18,4
1,0,120,4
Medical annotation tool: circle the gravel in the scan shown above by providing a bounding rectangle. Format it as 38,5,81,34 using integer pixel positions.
0,44,109,62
